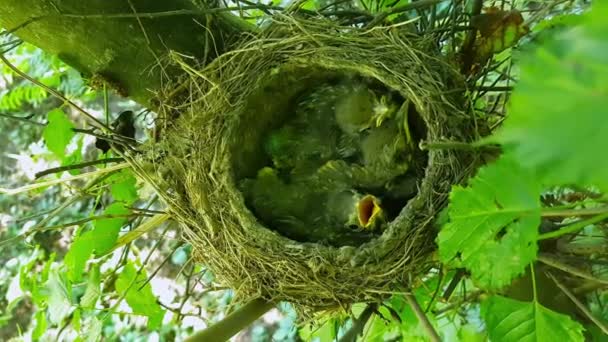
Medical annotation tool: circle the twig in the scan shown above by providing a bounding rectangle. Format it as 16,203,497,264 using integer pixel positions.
366,0,449,28
460,0,483,74
0,53,110,131
0,213,142,248
420,140,477,151
185,299,275,342
538,253,608,285
405,293,440,342
442,268,465,301
35,157,124,179
0,112,45,126
547,271,608,335
433,290,483,316
1,162,130,195
541,206,608,218
338,304,378,342
7,7,283,34
475,86,514,92
137,225,177,291
538,212,608,240
129,207,167,215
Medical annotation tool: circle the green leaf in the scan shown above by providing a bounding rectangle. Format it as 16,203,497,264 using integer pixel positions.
109,170,138,205
90,203,130,255
80,264,101,308
43,108,75,158
33,310,47,340
490,3,608,192
65,234,94,283
115,261,165,330
45,270,73,325
299,318,339,342
481,295,584,342
72,308,82,332
65,203,129,282
437,156,541,289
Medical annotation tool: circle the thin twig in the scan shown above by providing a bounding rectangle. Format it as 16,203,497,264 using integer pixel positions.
442,268,465,301
538,212,608,240
35,157,124,179
0,112,45,126
541,206,608,218
366,0,449,28
137,226,176,290
547,271,608,335
7,7,282,34
1,163,130,195
405,293,440,342
538,254,608,285
0,53,109,131
0,213,142,248
434,290,483,316
475,86,514,92
460,0,483,74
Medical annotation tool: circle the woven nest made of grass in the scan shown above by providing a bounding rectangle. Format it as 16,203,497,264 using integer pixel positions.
129,15,475,311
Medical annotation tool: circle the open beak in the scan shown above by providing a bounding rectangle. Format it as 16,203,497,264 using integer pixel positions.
357,194,383,228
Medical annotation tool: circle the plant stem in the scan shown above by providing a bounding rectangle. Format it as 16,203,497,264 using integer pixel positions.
547,271,608,335
0,53,110,131
419,140,477,150
405,293,440,342
0,162,130,195
186,299,275,342
35,157,124,178
538,212,608,240
540,205,608,218
338,304,377,342
538,253,608,285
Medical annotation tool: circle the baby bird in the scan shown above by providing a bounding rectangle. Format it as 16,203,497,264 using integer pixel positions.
324,191,386,231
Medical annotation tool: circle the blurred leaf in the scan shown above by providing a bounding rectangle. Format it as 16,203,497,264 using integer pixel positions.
33,310,47,340
481,295,584,342
532,13,583,34
491,2,608,192
45,269,72,325
437,155,541,289
80,264,101,308
300,0,316,11
72,307,82,332
43,108,75,159
65,203,129,282
363,307,398,341
299,318,339,342
109,213,169,256
109,170,138,205
458,324,486,342
62,137,84,175
115,261,165,330
88,202,130,256
65,235,94,283
83,317,102,342
471,7,529,62
0,84,47,111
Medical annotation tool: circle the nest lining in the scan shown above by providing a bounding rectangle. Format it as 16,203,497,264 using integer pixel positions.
129,15,474,312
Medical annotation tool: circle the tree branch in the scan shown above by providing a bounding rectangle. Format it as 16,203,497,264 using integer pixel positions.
0,0,254,107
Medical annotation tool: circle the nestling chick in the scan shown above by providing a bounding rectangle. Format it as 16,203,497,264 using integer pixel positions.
324,190,386,231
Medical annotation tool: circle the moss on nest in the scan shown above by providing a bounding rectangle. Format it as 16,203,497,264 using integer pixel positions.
127,15,476,314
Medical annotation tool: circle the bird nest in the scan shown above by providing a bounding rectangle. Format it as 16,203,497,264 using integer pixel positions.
128,15,475,313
